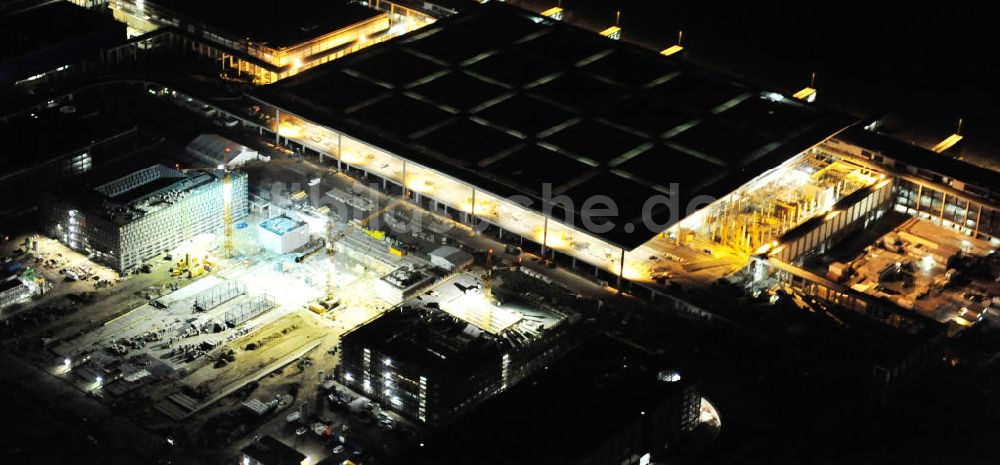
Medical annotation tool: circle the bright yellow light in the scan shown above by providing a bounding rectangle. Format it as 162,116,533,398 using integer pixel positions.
679,207,707,230
660,44,684,56
535,228,571,249
599,26,621,38
277,120,303,138
406,176,434,193
339,149,366,165
440,291,522,334
931,134,963,153
457,198,499,216
621,260,652,281
541,6,563,17
792,87,817,101
755,242,774,255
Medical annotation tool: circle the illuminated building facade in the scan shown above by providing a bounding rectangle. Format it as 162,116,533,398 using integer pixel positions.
106,0,435,83
337,305,567,425
250,3,856,290
403,335,701,465
241,3,997,329
42,165,248,272
823,127,1000,243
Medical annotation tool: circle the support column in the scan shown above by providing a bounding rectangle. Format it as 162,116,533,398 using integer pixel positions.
617,249,625,290
274,109,281,145
401,161,408,200
470,188,477,228
541,217,549,258
974,206,983,238
963,200,971,231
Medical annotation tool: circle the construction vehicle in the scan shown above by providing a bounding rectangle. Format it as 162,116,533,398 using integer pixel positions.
307,297,340,315
388,246,406,257
169,253,213,278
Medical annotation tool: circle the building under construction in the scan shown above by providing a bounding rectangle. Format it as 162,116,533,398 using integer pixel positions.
246,3,999,325
337,297,568,425
401,334,701,465
248,3,860,288
41,164,248,272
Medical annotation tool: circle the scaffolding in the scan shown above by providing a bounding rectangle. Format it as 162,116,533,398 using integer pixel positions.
224,294,276,327
194,280,246,312
678,152,881,255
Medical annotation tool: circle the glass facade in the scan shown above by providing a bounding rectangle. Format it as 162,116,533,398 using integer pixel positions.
265,107,638,277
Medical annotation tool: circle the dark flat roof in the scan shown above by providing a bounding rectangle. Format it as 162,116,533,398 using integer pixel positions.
401,334,694,464
836,127,1000,193
341,307,506,378
241,436,305,465
1,93,138,175
255,3,856,249
157,0,381,49
0,277,25,293
1,2,122,61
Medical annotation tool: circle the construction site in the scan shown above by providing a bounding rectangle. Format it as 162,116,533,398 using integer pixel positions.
3,1,1000,464
0,80,600,465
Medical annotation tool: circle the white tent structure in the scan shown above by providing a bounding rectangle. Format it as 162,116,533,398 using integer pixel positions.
186,134,269,167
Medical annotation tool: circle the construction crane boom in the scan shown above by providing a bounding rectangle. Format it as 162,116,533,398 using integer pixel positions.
176,160,234,258
324,195,408,299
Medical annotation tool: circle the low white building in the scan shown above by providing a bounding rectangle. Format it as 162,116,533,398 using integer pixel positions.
429,245,473,271
186,134,269,167
375,266,435,306
258,216,309,254
0,277,31,310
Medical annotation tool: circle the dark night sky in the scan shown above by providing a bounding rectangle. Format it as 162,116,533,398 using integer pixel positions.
516,1,998,165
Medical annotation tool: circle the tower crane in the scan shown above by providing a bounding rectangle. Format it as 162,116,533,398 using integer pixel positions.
323,195,408,300
482,248,521,303
176,156,234,258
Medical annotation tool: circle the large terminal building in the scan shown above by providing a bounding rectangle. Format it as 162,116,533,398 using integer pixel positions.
245,2,998,334
249,4,856,276
246,6,853,280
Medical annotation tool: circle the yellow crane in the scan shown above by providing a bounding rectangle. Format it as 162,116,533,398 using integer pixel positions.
324,195,408,299
177,155,234,259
